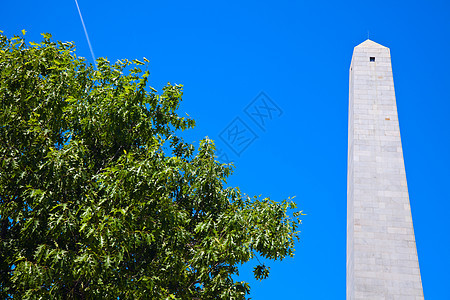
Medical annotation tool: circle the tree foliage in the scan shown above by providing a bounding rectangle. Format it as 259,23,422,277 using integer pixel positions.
0,32,302,299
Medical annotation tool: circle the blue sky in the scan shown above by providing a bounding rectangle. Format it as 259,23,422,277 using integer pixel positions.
1,0,449,298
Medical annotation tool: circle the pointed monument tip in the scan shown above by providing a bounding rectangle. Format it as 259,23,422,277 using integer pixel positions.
355,39,388,49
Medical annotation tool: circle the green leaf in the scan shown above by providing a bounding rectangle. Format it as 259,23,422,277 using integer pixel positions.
0,31,301,300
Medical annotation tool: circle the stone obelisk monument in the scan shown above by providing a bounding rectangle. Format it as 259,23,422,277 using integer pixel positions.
347,40,424,299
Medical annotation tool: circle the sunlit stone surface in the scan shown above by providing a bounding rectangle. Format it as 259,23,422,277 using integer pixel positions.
347,39,424,300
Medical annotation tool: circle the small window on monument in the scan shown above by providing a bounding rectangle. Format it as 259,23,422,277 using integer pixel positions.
370,57,375,62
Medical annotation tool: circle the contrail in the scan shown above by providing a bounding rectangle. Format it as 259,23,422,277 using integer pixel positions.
74,0,97,69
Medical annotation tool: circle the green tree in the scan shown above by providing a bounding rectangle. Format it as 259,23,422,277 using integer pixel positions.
0,32,302,299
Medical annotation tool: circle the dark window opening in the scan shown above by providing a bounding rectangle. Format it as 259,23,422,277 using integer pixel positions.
370,57,375,62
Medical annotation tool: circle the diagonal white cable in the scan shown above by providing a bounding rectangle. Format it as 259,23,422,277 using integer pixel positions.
74,0,97,69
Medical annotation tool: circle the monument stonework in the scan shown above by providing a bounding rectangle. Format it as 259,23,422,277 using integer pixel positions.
347,40,424,299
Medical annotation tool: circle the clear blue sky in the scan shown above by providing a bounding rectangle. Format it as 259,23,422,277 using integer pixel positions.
2,0,449,298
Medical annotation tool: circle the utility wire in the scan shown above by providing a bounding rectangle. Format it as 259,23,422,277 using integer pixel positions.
74,0,97,69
